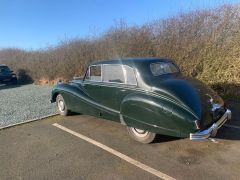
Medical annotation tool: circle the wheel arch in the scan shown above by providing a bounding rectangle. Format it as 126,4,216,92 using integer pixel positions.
51,91,59,103
51,83,99,115
51,83,80,103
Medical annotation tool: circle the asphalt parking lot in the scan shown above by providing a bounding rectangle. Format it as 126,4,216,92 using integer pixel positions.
0,114,240,180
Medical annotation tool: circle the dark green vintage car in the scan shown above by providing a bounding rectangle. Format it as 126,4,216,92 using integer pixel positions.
51,58,231,143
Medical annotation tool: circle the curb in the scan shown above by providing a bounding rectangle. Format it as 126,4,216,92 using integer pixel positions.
0,113,59,130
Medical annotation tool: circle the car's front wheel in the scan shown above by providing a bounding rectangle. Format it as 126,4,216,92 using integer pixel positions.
126,126,156,144
56,94,70,116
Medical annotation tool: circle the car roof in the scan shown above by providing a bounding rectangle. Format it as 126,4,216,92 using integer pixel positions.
90,57,173,67
0,64,7,67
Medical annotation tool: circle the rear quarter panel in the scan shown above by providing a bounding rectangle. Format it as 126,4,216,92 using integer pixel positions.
120,92,181,137
120,92,197,137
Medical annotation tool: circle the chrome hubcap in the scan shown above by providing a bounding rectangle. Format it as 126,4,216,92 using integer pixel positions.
58,100,65,112
131,127,148,137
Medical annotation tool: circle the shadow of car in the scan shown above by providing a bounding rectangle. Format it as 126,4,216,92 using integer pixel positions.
0,83,21,90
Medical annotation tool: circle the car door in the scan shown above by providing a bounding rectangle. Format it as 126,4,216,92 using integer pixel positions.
82,64,104,115
101,64,137,111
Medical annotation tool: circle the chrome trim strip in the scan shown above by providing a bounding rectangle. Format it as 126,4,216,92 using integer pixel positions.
119,114,127,125
123,114,179,134
62,90,120,115
190,109,231,140
86,64,137,86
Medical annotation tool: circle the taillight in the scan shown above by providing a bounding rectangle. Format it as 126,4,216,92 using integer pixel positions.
194,120,201,130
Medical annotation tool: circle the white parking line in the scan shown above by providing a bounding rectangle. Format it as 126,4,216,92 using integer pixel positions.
53,123,175,180
223,124,240,129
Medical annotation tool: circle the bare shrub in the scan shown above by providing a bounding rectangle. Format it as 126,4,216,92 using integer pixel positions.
0,3,239,100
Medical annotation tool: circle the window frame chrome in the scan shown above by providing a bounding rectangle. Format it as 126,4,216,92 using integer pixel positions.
83,63,138,86
84,64,103,82
102,64,138,86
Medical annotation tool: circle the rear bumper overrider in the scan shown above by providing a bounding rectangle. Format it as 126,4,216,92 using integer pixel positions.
190,109,231,140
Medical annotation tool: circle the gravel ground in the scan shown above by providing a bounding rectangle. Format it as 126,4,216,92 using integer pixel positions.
0,84,56,128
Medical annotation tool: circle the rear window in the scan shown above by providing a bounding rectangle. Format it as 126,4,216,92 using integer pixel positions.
0,66,10,72
150,62,179,76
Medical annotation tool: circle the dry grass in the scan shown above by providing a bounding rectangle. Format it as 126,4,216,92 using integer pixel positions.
0,4,240,101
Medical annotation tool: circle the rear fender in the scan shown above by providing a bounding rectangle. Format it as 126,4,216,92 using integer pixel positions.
120,92,180,137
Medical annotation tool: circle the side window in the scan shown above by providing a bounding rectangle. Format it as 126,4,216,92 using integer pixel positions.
85,65,102,81
103,65,125,83
124,66,137,85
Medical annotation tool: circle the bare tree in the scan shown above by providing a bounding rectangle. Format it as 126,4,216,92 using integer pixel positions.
0,3,239,100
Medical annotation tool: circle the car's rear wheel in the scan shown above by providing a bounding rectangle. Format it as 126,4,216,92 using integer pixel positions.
56,94,70,116
126,126,156,144
11,78,17,85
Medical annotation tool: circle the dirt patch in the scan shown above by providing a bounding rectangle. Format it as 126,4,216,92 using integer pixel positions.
35,78,68,85
177,155,201,166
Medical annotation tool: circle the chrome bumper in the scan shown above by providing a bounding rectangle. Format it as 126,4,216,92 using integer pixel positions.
190,109,231,140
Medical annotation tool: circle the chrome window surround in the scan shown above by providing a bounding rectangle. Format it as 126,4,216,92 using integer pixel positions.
85,63,137,86
85,64,103,82
102,64,137,86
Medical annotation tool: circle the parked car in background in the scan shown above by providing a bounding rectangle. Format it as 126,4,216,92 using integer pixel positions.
0,64,17,85
51,57,231,143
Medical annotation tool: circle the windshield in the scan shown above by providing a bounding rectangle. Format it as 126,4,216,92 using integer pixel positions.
0,66,11,73
150,62,179,76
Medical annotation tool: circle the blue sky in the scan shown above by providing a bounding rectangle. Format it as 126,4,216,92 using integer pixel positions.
0,0,239,49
